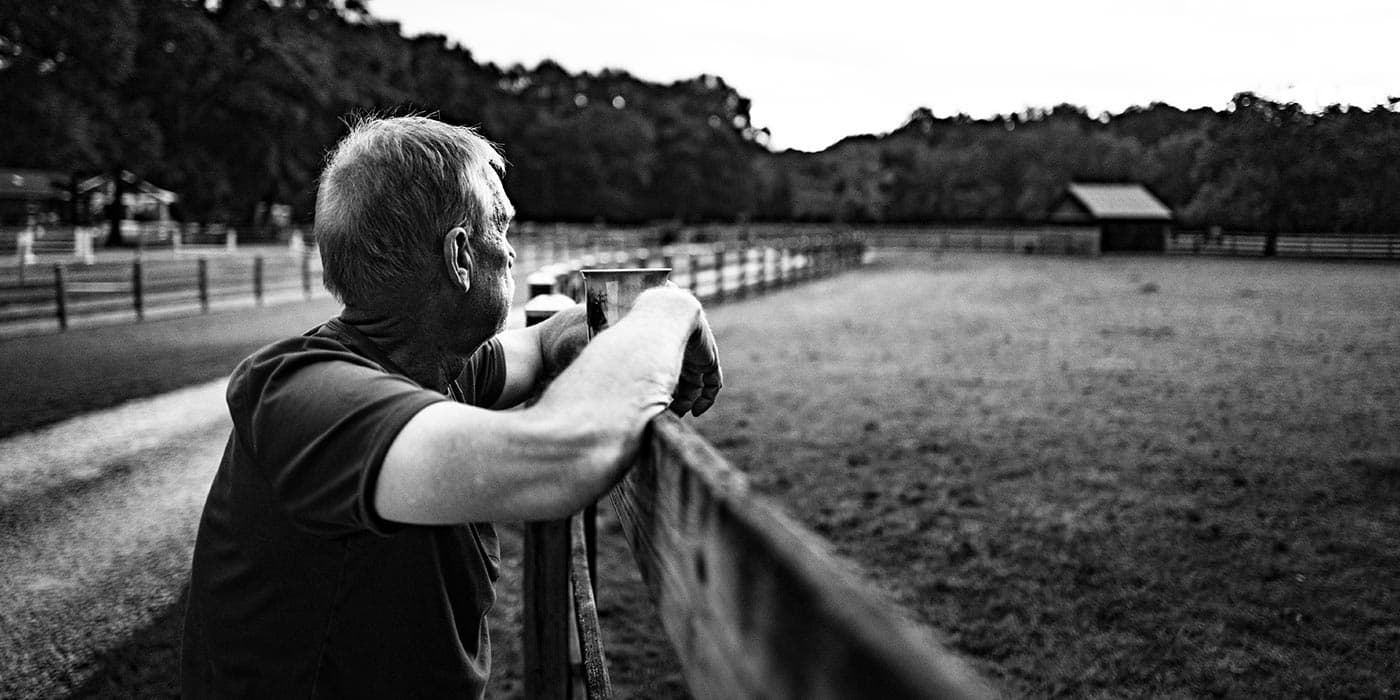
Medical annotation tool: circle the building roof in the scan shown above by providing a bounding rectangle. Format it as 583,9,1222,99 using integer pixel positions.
1065,183,1172,221
76,171,179,204
0,168,68,200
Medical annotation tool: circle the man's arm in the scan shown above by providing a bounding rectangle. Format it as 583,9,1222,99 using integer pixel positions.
488,304,588,410
489,297,721,416
375,287,714,524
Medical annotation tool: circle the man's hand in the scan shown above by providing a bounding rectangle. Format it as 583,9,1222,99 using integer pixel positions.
532,290,722,416
669,306,721,417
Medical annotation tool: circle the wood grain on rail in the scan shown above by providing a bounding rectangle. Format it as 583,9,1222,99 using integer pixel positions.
570,514,613,700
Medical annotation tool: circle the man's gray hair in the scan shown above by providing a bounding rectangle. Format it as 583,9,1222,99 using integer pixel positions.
314,116,505,308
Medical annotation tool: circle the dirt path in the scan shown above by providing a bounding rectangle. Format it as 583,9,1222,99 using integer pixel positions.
0,380,227,698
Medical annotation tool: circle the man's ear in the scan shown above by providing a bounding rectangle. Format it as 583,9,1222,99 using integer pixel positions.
443,226,472,292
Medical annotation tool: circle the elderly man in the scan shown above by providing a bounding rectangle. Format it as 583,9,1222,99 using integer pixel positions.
181,116,721,698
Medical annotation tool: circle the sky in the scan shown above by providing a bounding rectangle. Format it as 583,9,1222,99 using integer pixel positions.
367,0,1398,152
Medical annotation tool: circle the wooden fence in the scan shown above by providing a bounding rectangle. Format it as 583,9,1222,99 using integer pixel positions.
519,232,998,700
1167,230,1400,260
0,227,658,335
0,250,323,333
856,225,1102,256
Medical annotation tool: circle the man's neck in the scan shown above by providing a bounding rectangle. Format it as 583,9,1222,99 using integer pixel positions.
339,305,460,393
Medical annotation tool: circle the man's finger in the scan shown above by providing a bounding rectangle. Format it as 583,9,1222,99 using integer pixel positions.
691,368,722,416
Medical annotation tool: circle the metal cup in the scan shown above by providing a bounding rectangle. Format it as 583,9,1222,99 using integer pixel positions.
580,268,672,339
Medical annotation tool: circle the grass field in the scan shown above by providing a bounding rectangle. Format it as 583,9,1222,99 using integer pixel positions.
5,251,1398,697
677,252,1400,697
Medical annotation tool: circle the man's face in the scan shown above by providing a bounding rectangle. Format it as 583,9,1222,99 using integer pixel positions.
462,170,516,338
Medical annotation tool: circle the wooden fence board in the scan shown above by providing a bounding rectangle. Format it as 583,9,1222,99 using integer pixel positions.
570,515,613,700
610,414,998,700
1168,231,1400,259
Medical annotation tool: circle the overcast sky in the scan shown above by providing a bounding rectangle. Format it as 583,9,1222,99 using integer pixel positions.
367,0,1397,152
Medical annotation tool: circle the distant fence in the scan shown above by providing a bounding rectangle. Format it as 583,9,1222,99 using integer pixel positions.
0,250,323,334
0,223,291,269
517,232,998,700
1167,230,1400,260
857,225,1102,256
0,230,827,335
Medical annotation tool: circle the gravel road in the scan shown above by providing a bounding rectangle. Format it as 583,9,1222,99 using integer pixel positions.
0,380,229,698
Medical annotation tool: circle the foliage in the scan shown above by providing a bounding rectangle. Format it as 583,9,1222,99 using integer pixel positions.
778,96,1400,232
1,2,1397,232
0,0,764,228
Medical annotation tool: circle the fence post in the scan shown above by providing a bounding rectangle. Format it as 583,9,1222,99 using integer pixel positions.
18,228,37,266
54,264,68,331
132,259,144,321
713,248,726,303
253,255,265,306
522,293,582,700
758,244,770,295
791,239,800,283
523,518,572,700
74,227,93,264
198,258,210,313
737,247,749,299
687,253,699,296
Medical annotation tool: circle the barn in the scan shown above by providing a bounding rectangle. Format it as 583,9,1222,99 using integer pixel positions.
1050,183,1173,252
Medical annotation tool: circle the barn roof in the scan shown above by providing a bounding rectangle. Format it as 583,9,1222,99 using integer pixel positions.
1065,183,1172,221
76,171,179,204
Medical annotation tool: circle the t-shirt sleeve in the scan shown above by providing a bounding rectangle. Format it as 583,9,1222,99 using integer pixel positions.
228,341,447,538
459,336,507,408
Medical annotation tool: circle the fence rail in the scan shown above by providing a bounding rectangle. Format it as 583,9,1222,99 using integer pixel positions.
519,232,997,699
1167,230,1400,260
0,250,324,334
858,225,1102,256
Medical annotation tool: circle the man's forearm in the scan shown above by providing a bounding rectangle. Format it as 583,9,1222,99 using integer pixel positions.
374,289,704,524
531,289,700,481
489,304,585,409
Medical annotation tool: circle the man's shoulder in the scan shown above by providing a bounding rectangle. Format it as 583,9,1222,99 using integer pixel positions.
232,328,374,381
225,326,400,413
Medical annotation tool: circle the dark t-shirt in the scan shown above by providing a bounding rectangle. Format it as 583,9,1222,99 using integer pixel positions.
182,318,507,699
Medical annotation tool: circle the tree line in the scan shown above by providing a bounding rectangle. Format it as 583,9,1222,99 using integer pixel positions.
0,0,765,231
2,0,1397,235
778,96,1400,232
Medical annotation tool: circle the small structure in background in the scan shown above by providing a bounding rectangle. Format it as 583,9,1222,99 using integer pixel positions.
1051,183,1173,252
0,168,69,227
77,170,179,224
